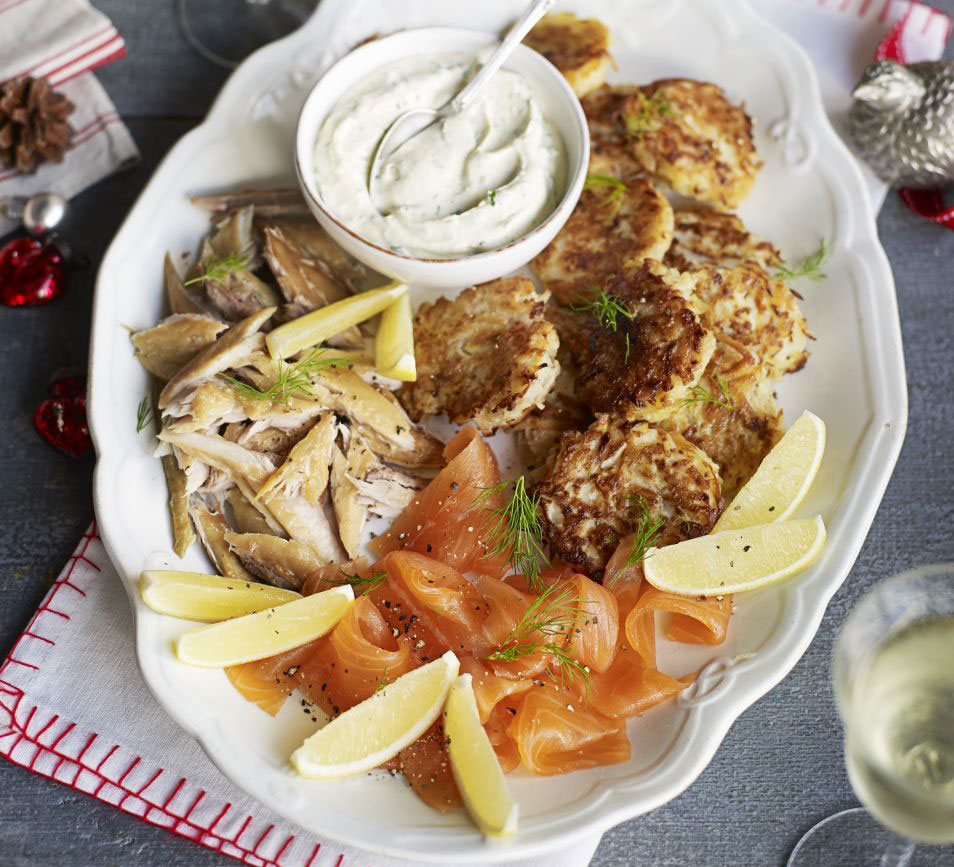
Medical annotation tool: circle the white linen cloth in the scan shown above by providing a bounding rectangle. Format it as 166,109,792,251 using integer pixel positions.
0,0,139,236
0,3,948,867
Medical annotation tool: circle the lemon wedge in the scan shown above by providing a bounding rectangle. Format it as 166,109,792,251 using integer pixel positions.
266,281,408,360
175,585,353,667
444,674,519,837
715,410,826,532
141,570,300,622
375,291,416,381
290,650,459,779
643,516,826,595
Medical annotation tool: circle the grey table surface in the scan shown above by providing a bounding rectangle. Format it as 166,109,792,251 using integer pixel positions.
1,2,953,865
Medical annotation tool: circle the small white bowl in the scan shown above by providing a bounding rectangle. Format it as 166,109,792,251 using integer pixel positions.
295,27,589,290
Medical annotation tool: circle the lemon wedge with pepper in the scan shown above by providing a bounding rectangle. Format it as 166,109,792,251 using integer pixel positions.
175,585,353,667
290,651,459,779
375,291,416,381
266,281,407,360
715,410,826,532
141,570,300,622
444,674,518,837
643,516,826,595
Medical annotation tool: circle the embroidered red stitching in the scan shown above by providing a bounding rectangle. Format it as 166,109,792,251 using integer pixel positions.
21,705,37,734
117,756,141,786
96,744,119,772
254,824,275,854
3,727,297,866
233,814,254,844
139,768,163,794
210,802,232,833
49,722,76,751
274,835,295,865
33,713,60,744
162,776,186,808
75,733,97,763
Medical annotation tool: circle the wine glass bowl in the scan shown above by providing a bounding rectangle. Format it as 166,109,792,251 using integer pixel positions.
833,564,954,844
788,564,954,866
175,0,318,69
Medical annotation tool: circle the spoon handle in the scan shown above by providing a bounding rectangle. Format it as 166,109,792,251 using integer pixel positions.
447,0,556,114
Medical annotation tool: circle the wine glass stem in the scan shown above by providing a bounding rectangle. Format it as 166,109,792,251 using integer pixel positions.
879,837,914,867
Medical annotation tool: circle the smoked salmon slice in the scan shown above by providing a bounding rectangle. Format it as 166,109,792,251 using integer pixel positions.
586,650,685,719
384,550,494,657
484,701,524,773
296,595,412,717
603,533,646,612
300,558,370,596
370,427,510,576
395,720,463,812
459,657,533,724
473,574,535,647
224,638,322,716
506,684,631,775
560,573,619,676
629,588,732,647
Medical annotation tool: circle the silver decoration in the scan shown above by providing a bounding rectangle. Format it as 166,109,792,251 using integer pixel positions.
850,59,954,189
0,191,68,235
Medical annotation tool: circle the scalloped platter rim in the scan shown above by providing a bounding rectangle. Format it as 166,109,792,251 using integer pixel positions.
87,0,907,862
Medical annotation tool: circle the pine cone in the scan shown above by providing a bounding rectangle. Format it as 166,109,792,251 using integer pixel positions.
0,77,75,174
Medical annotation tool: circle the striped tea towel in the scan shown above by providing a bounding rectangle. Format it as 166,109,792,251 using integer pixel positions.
0,0,139,236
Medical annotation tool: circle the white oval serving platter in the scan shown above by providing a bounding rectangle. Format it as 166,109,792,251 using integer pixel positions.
87,0,907,862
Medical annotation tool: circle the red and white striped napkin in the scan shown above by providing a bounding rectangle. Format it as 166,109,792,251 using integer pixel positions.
0,4,950,867
0,0,139,236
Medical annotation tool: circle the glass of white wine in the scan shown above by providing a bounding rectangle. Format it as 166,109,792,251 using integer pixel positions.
788,564,954,866
175,0,319,69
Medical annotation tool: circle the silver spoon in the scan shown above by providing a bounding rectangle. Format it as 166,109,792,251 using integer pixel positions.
368,0,556,213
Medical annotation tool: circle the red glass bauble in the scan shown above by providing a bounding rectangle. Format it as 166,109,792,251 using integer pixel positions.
0,237,68,306
34,375,90,458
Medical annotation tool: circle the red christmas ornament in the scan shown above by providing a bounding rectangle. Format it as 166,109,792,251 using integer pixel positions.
0,236,67,306
34,375,90,458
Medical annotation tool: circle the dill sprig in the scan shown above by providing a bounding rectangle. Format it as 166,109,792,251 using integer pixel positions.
331,568,387,595
680,372,734,411
184,252,250,286
572,289,633,331
583,173,626,199
608,495,664,587
775,239,827,283
572,289,635,362
219,348,348,404
136,395,153,433
475,476,548,591
487,582,590,689
623,90,673,136
487,189,497,206
583,173,627,221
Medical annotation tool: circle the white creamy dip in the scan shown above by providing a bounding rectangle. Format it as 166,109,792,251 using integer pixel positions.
313,52,566,259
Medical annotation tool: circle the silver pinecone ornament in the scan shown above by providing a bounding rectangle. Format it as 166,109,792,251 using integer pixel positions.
850,59,954,189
